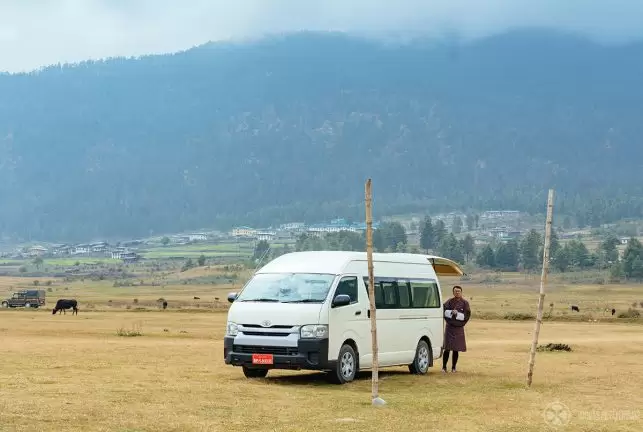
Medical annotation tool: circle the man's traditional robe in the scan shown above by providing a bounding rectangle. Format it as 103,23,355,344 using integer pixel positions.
443,297,471,352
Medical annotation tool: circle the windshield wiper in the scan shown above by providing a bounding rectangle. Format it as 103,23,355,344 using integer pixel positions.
281,299,323,303
239,298,280,302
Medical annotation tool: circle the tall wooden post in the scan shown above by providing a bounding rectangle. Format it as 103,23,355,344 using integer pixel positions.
365,179,383,405
527,189,555,387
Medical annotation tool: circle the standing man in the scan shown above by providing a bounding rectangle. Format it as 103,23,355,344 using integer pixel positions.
442,285,471,373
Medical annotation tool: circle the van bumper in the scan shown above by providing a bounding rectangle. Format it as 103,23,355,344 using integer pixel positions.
224,337,333,371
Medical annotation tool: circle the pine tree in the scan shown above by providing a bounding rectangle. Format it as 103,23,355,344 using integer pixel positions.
552,247,571,272
623,238,643,278
433,220,447,245
462,234,475,262
520,229,543,271
437,233,464,263
476,245,496,268
452,216,463,234
630,257,643,281
609,261,623,283
419,216,434,252
495,240,520,271
466,214,475,231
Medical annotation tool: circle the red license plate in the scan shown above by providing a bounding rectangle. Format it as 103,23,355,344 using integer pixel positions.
252,354,274,365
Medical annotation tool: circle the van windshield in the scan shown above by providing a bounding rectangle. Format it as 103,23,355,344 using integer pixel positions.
236,273,336,303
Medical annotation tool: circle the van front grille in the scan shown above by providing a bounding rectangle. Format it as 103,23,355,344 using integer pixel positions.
233,345,298,356
241,331,290,337
241,324,293,329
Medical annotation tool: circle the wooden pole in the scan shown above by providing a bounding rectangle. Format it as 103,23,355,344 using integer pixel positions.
527,189,555,387
365,179,382,404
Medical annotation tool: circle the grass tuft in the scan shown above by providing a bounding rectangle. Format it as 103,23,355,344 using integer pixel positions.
536,343,572,352
116,322,143,337
618,308,641,319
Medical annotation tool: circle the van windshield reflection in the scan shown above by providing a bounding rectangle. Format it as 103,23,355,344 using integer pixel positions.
236,273,336,303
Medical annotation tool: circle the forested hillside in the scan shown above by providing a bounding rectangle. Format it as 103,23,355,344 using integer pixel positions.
1,30,643,241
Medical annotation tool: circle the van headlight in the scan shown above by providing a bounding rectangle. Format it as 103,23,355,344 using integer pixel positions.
226,322,239,336
300,324,328,339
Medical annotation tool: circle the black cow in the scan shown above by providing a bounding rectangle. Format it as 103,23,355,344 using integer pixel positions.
162,301,168,310
571,305,580,312
611,308,616,316
52,299,78,315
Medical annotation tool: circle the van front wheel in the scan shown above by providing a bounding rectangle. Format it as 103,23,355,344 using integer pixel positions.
328,344,357,384
242,367,268,379
409,340,430,375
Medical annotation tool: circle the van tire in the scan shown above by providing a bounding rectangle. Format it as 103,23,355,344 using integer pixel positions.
242,367,268,379
25,302,31,308
328,344,357,384
1,301,8,308
409,340,431,375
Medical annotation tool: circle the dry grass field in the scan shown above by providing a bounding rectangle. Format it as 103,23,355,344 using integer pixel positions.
1,270,642,431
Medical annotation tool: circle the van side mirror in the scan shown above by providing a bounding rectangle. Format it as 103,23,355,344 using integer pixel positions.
331,294,351,308
227,292,238,303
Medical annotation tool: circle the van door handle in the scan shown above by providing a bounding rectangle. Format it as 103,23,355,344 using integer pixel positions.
367,310,371,318
355,311,361,316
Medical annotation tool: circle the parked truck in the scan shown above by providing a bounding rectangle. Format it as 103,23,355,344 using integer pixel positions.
1,290,46,308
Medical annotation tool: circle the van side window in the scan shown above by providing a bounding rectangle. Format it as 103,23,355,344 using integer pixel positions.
364,278,438,309
380,281,397,309
335,277,358,304
396,280,411,308
362,278,389,308
409,280,440,308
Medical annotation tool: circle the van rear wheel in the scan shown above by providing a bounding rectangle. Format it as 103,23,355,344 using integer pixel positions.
328,344,357,384
242,367,268,379
409,340,430,375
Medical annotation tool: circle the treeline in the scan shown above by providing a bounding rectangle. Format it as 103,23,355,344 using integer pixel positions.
422,215,643,281
474,232,643,281
258,216,643,281
294,221,409,253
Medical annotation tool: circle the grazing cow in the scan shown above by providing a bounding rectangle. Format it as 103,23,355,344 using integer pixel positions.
611,308,616,316
52,299,78,315
162,301,168,310
571,305,580,312
193,296,200,300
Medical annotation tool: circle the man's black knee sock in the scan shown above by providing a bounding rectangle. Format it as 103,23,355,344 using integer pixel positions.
442,350,450,369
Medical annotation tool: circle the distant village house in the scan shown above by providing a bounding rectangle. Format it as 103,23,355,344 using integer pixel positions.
28,245,48,257
232,226,257,237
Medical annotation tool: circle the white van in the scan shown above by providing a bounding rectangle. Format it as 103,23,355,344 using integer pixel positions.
223,251,463,384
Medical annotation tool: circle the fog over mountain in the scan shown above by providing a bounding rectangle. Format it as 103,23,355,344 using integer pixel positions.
2,0,643,72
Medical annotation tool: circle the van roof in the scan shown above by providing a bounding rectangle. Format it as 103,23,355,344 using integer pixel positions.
256,251,464,276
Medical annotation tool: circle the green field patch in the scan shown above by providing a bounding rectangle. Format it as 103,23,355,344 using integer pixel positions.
142,250,250,259
45,257,116,266
0,260,24,266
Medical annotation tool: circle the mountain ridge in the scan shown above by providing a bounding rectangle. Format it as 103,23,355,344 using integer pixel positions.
1,30,642,242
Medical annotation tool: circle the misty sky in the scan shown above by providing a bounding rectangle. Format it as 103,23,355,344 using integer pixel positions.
2,0,643,73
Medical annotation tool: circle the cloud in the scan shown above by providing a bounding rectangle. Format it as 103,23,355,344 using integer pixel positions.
2,0,643,73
